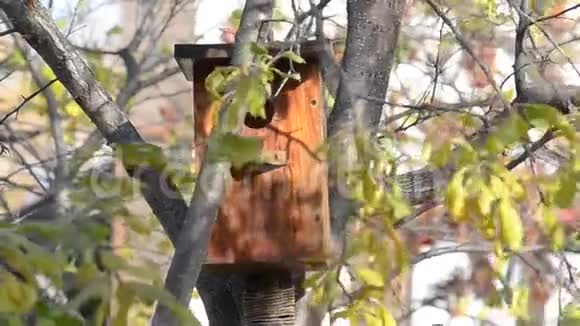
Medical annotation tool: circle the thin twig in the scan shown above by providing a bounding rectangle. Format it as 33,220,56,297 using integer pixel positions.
0,78,58,126
505,129,554,170
423,0,511,111
535,4,580,25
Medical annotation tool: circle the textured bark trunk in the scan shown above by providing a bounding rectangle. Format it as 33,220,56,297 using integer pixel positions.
152,1,274,324
327,0,406,257
304,1,407,324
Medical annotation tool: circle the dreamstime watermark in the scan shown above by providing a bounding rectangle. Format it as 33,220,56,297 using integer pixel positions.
76,136,385,206
82,157,333,203
84,161,193,201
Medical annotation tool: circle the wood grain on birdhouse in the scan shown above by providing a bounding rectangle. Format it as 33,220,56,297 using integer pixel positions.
176,42,336,271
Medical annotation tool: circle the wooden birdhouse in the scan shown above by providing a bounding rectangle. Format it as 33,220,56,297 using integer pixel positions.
174,41,338,272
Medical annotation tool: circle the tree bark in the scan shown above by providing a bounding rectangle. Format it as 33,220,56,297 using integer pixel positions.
0,0,189,243
151,1,274,324
327,0,406,253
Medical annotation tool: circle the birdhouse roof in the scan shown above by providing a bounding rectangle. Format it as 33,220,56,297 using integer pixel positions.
174,39,342,81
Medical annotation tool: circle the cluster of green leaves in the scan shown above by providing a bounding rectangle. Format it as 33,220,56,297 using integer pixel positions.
436,104,576,255
306,132,410,325
0,196,195,325
204,43,304,168
561,303,580,326
306,101,579,324
0,154,196,325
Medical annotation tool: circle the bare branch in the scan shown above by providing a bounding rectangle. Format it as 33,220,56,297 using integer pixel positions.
0,78,57,126
0,0,189,246
423,0,511,111
535,3,580,25
513,0,528,94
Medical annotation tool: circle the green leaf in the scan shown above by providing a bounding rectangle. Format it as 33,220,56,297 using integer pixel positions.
477,184,495,216
107,25,123,36
457,142,478,167
114,283,133,326
492,164,525,200
498,199,523,251
227,9,243,28
524,103,561,128
554,171,577,208
485,135,505,155
355,267,384,287
205,66,239,99
124,214,153,235
279,50,306,64
431,142,451,167
510,286,529,318
66,277,110,312
124,282,200,325
0,271,38,314
250,43,269,57
244,75,268,118
502,89,515,102
421,142,432,162
16,222,66,242
116,143,167,172
208,132,263,169
552,226,566,251
445,168,469,222
378,306,396,326
562,303,580,326
505,113,530,143
35,303,83,326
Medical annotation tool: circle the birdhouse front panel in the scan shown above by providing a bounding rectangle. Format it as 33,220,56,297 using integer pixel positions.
177,42,332,271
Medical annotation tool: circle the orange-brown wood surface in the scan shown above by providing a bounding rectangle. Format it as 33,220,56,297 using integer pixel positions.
193,61,330,271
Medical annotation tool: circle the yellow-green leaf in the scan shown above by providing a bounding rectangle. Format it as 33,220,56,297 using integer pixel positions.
431,142,451,168
356,267,384,287
445,168,469,221
498,199,523,251
280,50,306,64
478,184,495,216
554,171,576,208
0,271,38,314
208,132,264,169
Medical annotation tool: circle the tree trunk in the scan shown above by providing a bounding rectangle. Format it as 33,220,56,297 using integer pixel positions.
327,0,406,259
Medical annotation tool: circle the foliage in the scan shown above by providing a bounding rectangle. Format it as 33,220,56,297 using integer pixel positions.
204,42,303,164
0,208,197,325
0,2,193,324
2,0,580,325
306,102,579,322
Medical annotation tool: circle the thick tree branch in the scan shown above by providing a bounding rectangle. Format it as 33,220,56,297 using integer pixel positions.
0,1,188,247
327,0,406,249
152,1,274,325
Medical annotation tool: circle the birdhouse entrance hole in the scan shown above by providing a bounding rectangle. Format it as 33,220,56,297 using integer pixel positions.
175,41,342,272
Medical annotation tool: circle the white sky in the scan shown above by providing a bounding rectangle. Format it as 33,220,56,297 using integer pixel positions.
47,0,347,44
